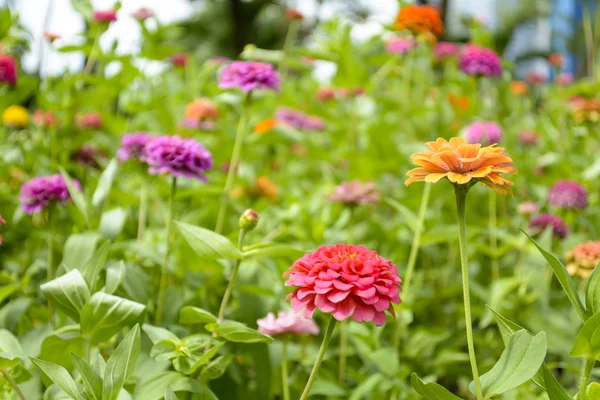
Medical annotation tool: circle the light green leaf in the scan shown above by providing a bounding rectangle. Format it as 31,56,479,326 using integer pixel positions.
60,167,88,223
0,283,20,303
133,371,217,400
104,261,126,295
63,232,102,273
92,159,119,208
384,197,418,233
82,241,110,293
141,324,178,344
71,353,103,400
586,265,600,316
41,269,90,322
81,293,145,342
189,342,226,374
0,328,24,369
524,232,586,321
102,325,141,400
164,386,178,400
587,382,600,398
99,208,128,240
241,244,305,260
542,366,572,400
31,357,85,400
204,322,273,343
179,306,217,325
473,330,547,398
571,312,600,359
175,221,242,260
369,347,399,376
411,373,462,399
94,354,106,379
199,354,234,381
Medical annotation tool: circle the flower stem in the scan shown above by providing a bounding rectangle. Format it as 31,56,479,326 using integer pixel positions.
217,229,246,322
281,339,290,400
47,209,55,283
489,191,499,282
583,3,596,82
136,179,148,260
578,357,595,400
299,316,337,400
215,92,252,234
338,320,347,385
1,369,25,400
280,19,300,84
155,177,177,325
83,31,100,75
454,185,483,400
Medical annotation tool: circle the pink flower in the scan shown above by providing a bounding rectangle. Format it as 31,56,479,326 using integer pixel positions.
459,45,502,77
463,121,502,145
0,54,17,85
529,213,568,240
132,8,154,21
329,181,380,206
33,110,57,128
170,54,188,68
434,42,459,60
76,112,102,129
518,130,540,146
385,37,416,55
517,201,539,215
257,311,320,336
284,244,402,326
556,73,573,85
0,214,4,245
93,9,118,23
219,61,280,92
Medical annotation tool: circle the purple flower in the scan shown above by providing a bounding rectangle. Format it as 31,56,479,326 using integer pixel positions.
275,107,325,131
459,45,503,77
434,42,460,60
385,37,416,55
142,135,213,181
303,116,325,131
117,133,154,162
71,145,107,169
219,61,280,92
529,213,568,240
464,121,502,145
20,174,81,215
548,180,588,209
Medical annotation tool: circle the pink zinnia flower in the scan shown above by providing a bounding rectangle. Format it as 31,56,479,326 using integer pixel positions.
132,8,154,21
529,213,568,240
434,42,459,60
219,61,280,92
142,135,213,180
93,9,118,23
518,130,540,146
459,45,502,77
517,201,539,215
548,180,588,209
385,37,416,55
33,110,57,128
464,121,502,145
20,175,81,215
526,71,546,84
117,132,154,162
257,311,319,336
0,54,17,85
284,244,402,326
556,73,573,85
76,112,102,129
170,53,188,68
329,181,380,206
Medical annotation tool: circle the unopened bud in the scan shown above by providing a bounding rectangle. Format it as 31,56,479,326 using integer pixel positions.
239,209,259,231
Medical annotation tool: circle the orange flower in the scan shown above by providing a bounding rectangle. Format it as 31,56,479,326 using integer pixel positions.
510,81,529,96
185,98,218,121
572,98,600,124
548,53,564,68
448,94,470,110
253,176,278,201
254,118,278,135
405,137,516,195
394,5,443,38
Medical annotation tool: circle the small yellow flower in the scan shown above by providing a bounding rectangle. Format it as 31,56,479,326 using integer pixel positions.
3,105,28,128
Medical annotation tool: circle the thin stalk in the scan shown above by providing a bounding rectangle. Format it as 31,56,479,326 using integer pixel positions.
155,177,177,325
338,320,347,384
1,369,26,400
584,3,596,82
47,209,55,283
37,0,55,75
489,191,499,282
370,57,397,92
299,316,337,400
83,31,101,75
280,19,300,84
217,230,246,322
281,339,290,400
455,186,483,400
136,179,149,259
215,92,252,234
578,357,595,400
83,337,91,364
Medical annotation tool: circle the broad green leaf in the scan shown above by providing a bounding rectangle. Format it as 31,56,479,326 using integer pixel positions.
0,352,22,369
241,244,305,260
81,292,145,342
31,357,85,400
473,330,547,398
103,325,141,400
0,283,20,303
71,353,103,400
369,347,399,376
587,382,600,398
571,312,600,359
63,232,102,273
104,261,126,294
0,329,24,369
60,167,88,223
524,232,586,321
204,322,273,343
189,342,226,374
543,366,572,400
164,387,178,400
92,159,118,208
41,269,90,322
99,208,128,240
94,354,106,379
82,242,110,293
175,221,242,260
586,265,600,316
310,380,346,397
411,373,462,399
179,306,217,325
150,340,179,361
134,371,217,400
199,354,234,381
142,324,178,344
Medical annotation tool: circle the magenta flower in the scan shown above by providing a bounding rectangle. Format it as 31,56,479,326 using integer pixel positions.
329,181,380,206
284,244,402,326
464,121,502,145
275,107,325,131
170,54,188,68
548,180,588,209
434,42,460,60
257,311,320,337
219,61,280,92
0,54,17,85
385,37,416,55
20,175,81,215
117,133,154,162
529,213,568,240
93,9,118,23
142,135,213,181
459,45,503,77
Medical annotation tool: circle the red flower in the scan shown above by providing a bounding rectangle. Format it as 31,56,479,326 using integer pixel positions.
284,244,402,325
0,54,17,85
170,54,188,68
93,9,118,23
285,9,304,20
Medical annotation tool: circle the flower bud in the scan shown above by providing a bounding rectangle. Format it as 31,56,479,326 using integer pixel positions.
239,209,259,231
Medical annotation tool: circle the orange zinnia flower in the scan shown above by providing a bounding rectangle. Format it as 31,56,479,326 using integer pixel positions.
448,94,470,110
405,137,516,195
510,81,529,96
394,5,444,38
254,118,278,135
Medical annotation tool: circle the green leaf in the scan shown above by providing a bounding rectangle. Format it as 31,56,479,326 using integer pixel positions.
369,347,399,376
60,167,88,223
200,354,234,381
81,292,145,342
473,330,547,398
94,354,106,379
71,353,103,400
384,197,418,233
164,386,178,400
0,283,20,303
179,306,217,325
241,244,305,260
0,329,24,369
99,208,128,240
41,269,90,322
586,264,600,316
92,159,118,208
542,366,572,400
189,342,226,374
571,312,600,359
104,261,126,295
102,325,141,400
524,232,587,321
411,373,462,399
31,357,85,400
82,241,110,293
63,232,102,273
175,221,242,260
348,374,383,400
150,340,179,361
134,371,217,400
142,324,178,344
587,382,600,399
204,321,273,343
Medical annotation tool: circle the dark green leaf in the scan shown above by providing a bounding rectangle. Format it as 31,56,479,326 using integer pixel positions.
411,373,462,399
179,306,217,325
102,325,141,400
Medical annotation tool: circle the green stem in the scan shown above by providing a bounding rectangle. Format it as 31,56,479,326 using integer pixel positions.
1,369,26,400
49,127,57,168
584,3,596,82
370,57,397,92
578,357,595,400
299,316,338,400
280,19,299,84
338,320,347,384
281,339,290,400
217,230,246,322
455,185,483,400
47,209,55,283
136,179,148,259
83,31,101,75
83,337,91,364
215,92,252,234
155,177,177,325
489,191,499,282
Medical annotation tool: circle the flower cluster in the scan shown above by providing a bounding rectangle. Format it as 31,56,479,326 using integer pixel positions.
142,135,213,181
529,213,568,240
284,244,402,325
566,241,600,279
257,311,319,337
394,5,444,38
329,181,380,206
219,61,280,92
571,97,600,124
459,45,503,78
0,54,17,85
548,180,588,210
464,121,502,145
275,107,325,131
20,175,81,214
